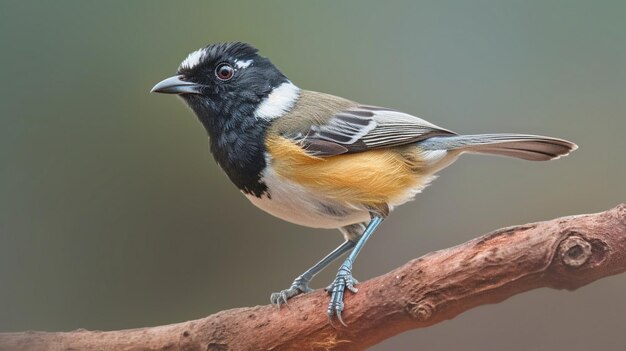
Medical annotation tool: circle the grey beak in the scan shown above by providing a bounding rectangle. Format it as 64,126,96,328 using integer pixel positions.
151,75,202,94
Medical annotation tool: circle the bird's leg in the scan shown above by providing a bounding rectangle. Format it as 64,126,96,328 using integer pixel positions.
270,240,356,306
326,215,384,326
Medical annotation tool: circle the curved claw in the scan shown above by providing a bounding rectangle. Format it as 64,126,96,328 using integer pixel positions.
269,291,289,306
335,309,348,328
327,300,347,327
270,280,313,307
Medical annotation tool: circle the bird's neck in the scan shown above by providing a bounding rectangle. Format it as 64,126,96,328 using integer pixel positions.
201,110,271,197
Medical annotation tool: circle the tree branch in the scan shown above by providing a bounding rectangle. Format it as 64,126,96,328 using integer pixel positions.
1,204,625,351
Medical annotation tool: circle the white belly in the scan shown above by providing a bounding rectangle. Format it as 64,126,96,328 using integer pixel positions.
244,166,370,229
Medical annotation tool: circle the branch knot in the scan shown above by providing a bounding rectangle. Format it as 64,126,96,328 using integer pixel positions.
406,301,435,321
559,235,592,268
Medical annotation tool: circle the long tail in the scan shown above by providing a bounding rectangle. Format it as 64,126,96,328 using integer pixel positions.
421,134,577,161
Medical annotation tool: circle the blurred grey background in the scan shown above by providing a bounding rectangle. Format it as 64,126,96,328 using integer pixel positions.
1,1,625,350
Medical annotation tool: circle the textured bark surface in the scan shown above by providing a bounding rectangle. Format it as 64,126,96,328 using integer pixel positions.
1,204,625,351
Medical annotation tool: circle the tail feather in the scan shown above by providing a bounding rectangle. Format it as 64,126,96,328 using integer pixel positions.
421,134,577,161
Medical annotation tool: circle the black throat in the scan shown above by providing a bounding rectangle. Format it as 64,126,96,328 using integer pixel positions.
184,95,271,197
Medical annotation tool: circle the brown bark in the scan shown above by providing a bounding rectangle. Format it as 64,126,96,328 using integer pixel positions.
1,204,625,351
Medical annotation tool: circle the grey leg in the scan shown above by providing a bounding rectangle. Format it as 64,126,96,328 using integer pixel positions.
326,215,383,326
270,240,356,306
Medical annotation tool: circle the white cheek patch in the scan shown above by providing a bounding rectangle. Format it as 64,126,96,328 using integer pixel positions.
179,48,206,70
235,59,253,69
254,81,300,120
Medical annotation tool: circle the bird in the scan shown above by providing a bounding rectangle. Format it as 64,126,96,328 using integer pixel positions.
151,42,576,325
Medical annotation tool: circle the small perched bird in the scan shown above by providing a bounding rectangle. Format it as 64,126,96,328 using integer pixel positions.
151,42,576,325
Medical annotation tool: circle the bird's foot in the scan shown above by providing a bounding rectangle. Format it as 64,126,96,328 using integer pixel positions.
270,276,313,306
325,264,359,326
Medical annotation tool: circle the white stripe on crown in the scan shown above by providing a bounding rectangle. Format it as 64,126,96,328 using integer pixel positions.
235,59,253,69
180,48,206,70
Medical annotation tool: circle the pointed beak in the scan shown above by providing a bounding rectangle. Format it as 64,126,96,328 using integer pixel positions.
150,75,203,94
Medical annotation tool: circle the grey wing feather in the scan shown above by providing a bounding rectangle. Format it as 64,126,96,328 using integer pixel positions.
296,106,457,156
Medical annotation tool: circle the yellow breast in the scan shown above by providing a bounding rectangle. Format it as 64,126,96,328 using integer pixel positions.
265,136,427,206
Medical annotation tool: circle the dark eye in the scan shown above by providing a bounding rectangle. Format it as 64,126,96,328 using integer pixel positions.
215,63,234,81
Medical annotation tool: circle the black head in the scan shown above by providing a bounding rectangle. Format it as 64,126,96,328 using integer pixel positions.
151,43,295,196
151,42,290,133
